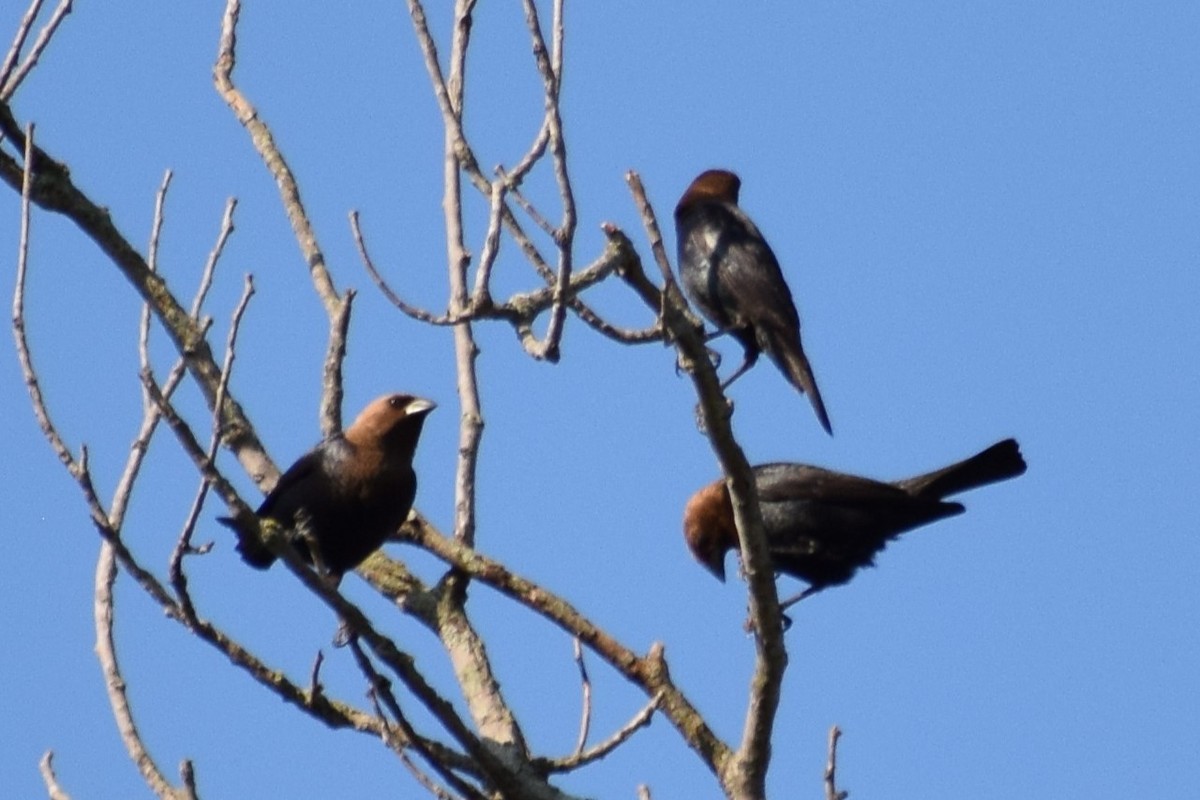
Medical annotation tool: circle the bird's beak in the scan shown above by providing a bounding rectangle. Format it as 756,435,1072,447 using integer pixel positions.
407,398,437,416
703,550,727,582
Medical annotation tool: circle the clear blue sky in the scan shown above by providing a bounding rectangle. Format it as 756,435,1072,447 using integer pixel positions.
2,2,1197,797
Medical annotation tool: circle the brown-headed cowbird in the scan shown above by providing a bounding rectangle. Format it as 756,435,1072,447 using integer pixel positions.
675,169,832,434
683,439,1026,603
221,394,435,577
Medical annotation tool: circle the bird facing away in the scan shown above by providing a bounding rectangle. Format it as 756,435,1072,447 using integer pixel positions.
675,169,832,434
683,439,1026,602
220,394,435,577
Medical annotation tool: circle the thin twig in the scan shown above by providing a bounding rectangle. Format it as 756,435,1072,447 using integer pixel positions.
169,276,254,615
354,209,631,345
95,542,190,798
405,0,633,351
38,751,72,800
147,170,172,273
824,725,849,800
319,289,353,438
0,100,275,489
1,0,45,96
348,640,488,800
190,198,237,318
539,692,662,773
213,0,339,313
0,0,71,101
520,0,575,362
468,180,506,308
572,638,592,757
179,761,199,800
499,171,556,240
501,120,550,189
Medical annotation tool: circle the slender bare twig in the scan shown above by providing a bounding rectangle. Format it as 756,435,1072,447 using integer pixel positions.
404,0,633,350
0,100,274,485
572,638,592,757
824,726,849,800
320,289,353,437
348,640,488,800
499,169,556,240
468,180,506,307
13,127,173,613
179,761,199,799
1,0,45,98
397,754,457,800
539,692,661,773
95,542,193,799
258,530,522,791
38,751,72,800
213,0,339,313
501,121,550,189
353,210,641,350
0,0,71,101
443,0,485,551
362,682,464,800
520,0,575,362
169,275,254,615
148,170,172,271
190,198,237,319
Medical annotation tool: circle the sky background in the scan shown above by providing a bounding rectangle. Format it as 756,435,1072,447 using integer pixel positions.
2,1,1198,798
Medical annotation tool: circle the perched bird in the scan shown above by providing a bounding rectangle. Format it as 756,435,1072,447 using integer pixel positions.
675,168,832,434
683,439,1026,604
220,394,435,577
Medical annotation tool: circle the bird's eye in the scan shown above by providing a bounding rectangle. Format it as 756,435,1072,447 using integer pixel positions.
388,396,406,409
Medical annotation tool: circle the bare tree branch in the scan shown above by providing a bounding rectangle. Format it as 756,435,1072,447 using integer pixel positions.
190,197,237,319
213,0,339,313
320,289,353,437
824,725,849,800
0,99,275,485
0,0,45,90
169,275,254,616
0,0,71,101
615,173,787,798
572,638,592,757
519,0,575,362
38,751,72,800
397,516,733,777
95,542,196,800
539,692,661,774
349,639,489,800
353,209,644,349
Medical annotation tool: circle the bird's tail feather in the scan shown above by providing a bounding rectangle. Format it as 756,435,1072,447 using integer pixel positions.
897,439,1027,500
217,515,276,570
763,327,833,435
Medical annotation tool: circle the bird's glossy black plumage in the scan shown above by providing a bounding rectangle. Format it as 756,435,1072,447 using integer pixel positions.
683,439,1027,598
675,169,832,434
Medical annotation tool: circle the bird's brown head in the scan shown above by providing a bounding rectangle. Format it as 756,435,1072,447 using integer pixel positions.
346,394,436,451
676,169,742,216
682,480,740,582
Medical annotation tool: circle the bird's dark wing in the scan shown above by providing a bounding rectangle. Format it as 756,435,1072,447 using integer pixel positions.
754,463,913,508
707,203,802,331
256,445,331,520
